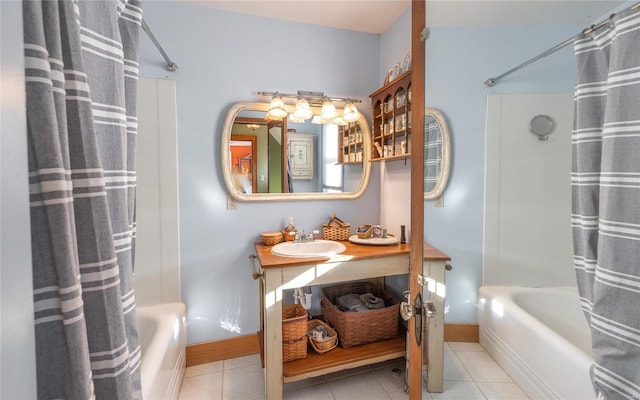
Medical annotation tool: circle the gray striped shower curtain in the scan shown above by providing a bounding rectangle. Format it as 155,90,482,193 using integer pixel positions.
572,6,640,400
24,0,143,398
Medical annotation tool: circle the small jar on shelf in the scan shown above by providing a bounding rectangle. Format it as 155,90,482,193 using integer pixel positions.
396,91,406,108
395,113,406,132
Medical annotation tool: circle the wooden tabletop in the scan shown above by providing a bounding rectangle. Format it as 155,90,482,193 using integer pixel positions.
422,242,451,262
254,240,449,268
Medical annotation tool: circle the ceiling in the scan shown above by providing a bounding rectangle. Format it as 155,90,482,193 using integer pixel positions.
184,0,627,34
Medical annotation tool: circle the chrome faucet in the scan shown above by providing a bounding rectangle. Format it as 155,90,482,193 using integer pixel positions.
295,229,319,243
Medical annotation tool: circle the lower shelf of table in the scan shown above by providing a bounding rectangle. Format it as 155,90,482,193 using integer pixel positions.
258,330,406,383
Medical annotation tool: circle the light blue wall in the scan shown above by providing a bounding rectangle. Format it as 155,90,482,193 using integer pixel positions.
139,0,624,343
377,8,591,323
380,7,412,82
424,23,584,322
139,1,381,343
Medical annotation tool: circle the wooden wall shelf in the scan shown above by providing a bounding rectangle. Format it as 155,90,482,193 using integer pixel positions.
370,71,412,162
338,121,364,164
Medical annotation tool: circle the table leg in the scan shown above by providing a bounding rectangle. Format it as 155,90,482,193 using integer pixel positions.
263,269,284,400
424,261,445,393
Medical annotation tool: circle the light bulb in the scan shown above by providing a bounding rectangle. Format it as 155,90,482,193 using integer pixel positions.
321,97,337,121
293,98,313,121
266,93,287,120
343,101,360,123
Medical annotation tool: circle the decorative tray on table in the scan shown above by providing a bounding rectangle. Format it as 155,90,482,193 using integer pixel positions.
348,234,399,246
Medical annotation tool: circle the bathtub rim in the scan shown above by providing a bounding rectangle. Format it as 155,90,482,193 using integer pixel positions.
478,285,595,400
136,302,187,400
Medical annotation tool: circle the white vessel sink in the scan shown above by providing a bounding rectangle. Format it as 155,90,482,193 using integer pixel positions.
271,240,346,258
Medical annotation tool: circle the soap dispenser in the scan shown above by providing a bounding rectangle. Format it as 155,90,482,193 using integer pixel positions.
283,217,296,242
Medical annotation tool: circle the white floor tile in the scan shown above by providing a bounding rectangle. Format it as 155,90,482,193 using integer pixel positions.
284,376,327,393
372,364,409,400
223,353,260,370
184,361,223,378
369,357,406,372
328,371,392,400
455,351,512,383
443,350,472,381
284,382,335,400
476,382,529,400
179,342,530,400
222,362,265,400
430,380,486,400
178,371,223,400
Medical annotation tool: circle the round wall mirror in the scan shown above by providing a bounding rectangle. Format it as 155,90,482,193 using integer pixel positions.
221,102,372,202
424,108,451,200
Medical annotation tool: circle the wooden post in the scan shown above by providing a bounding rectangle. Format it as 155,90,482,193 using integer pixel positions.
409,1,425,399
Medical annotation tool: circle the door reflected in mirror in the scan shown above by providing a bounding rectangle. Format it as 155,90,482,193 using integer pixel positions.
222,102,372,201
424,108,451,200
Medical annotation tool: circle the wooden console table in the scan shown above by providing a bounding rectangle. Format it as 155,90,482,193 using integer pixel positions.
253,240,450,399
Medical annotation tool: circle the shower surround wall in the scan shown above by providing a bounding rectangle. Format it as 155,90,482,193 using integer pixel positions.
484,93,575,286
135,78,181,305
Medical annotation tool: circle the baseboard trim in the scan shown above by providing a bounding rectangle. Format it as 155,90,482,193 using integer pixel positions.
444,323,479,342
186,323,478,366
186,334,259,367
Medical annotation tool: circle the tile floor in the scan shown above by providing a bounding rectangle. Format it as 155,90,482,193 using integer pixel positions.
178,342,530,400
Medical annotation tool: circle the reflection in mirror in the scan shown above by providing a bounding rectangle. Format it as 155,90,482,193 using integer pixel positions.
222,102,371,201
424,108,451,200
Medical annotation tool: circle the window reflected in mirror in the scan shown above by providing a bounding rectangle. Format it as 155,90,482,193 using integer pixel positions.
423,108,451,200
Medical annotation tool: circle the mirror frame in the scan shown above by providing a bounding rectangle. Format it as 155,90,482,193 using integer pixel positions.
424,107,451,200
222,101,372,202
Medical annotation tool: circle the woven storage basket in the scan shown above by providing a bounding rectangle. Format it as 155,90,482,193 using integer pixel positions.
282,304,308,362
321,281,399,348
261,231,283,246
322,214,350,241
356,224,373,239
307,319,338,354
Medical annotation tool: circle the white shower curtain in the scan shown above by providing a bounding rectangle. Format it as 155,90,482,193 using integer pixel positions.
572,6,640,400
24,0,143,398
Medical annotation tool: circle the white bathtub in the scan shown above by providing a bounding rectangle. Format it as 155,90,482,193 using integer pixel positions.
478,286,594,400
137,302,187,400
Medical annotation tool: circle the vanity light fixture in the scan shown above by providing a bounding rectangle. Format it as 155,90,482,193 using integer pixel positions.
293,97,313,121
266,92,288,120
343,101,360,123
332,116,348,126
320,97,338,121
246,123,261,130
288,114,306,124
257,90,361,125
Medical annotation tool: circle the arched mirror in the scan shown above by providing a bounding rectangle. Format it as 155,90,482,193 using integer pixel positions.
424,108,451,200
222,102,371,201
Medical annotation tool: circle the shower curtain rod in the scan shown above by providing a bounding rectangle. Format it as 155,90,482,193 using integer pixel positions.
141,18,178,72
484,1,640,86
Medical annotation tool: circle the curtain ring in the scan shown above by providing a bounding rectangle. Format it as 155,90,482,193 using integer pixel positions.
607,14,616,29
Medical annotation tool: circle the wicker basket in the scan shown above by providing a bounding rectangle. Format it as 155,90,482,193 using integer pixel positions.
321,281,399,348
261,231,283,246
282,304,308,362
307,319,338,354
356,224,373,239
322,214,350,241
